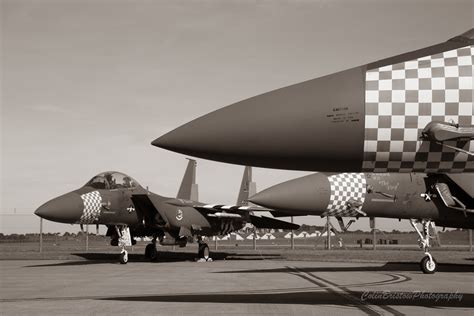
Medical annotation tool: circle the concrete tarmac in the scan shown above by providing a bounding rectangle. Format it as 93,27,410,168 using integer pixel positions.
1,256,473,315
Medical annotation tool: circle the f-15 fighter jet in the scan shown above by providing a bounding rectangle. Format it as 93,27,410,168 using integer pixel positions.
249,172,473,273
153,29,473,174
35,160,298,264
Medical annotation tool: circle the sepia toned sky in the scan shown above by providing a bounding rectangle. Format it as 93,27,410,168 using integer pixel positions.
1,0,473,234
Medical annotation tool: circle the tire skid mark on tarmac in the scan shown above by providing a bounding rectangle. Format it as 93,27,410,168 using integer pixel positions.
288,266,403,316
333,273,411,288
304,270,404,316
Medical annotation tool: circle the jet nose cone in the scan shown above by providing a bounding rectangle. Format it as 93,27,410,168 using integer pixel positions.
249,173,331,214
152,67,365,172
35,192,83,223
151,120,210,155
151,137,161,147
151,136,166,148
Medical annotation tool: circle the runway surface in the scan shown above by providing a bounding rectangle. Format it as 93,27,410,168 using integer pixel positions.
1,256,473,315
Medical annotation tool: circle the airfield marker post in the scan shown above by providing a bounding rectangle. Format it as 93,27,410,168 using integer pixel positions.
470,230,472,252
85,225,89,251
291,216,295,250
326,216,331,250
370,217,376,251
253,228,257,250
39,218,43,253
373,229,376,250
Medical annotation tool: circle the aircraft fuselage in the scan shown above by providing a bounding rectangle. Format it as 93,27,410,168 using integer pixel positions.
250,173,474,229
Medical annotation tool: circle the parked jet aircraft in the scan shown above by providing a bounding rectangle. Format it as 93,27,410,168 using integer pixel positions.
153,29,473,173
249,172,474,273
35,160,298,264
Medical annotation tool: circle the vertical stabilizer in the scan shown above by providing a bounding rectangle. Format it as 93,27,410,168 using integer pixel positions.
236,166,256,206
177,159,199,201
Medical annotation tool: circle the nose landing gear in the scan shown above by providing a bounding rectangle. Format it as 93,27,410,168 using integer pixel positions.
115,226,132,264
410,219,438,274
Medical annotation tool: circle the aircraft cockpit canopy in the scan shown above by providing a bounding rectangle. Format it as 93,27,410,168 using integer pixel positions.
85,172,139,190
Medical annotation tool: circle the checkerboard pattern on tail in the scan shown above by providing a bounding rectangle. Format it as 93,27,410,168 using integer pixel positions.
79,191,102,224
324,173,367,217
363,45,473,173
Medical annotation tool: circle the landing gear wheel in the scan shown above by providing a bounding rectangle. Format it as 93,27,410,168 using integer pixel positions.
198,243,210,261
410,220,438,274
149,246,158,261
144,244,154,259
120,250,128,264
420,255,437,274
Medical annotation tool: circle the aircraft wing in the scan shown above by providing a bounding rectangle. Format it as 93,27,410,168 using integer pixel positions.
130,194,166,226
446,174,474,199
192,204,300,230
196,204,273,212
165,201,275,212
249,215,300,230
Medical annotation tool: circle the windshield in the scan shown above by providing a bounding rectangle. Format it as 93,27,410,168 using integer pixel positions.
85,172,138,190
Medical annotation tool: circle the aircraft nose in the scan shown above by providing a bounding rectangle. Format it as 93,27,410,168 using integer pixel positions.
35,192,84,223
152,66,365,172
249,173,331,214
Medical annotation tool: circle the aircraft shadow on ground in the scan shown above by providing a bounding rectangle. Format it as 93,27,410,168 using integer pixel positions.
99,291,474,308
215,262,474,274
25,251,282,267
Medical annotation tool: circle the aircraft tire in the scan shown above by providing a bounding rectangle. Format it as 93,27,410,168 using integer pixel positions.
144,244,154,259
198,243,210,260
120,251,128,264
149,246,158,261
420,255,437,274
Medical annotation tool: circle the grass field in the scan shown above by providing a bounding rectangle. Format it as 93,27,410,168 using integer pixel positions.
1,235,473,266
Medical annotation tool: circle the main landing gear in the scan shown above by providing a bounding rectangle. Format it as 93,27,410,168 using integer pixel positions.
410,219,438,274
144,237,158,261
115,226,132,264
197,237,212,262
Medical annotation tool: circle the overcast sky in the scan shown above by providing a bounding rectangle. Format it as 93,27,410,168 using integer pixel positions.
2,0,473,234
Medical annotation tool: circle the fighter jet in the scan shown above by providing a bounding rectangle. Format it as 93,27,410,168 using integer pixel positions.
153,29,473,173
249,172,473,273
35,160,298,264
